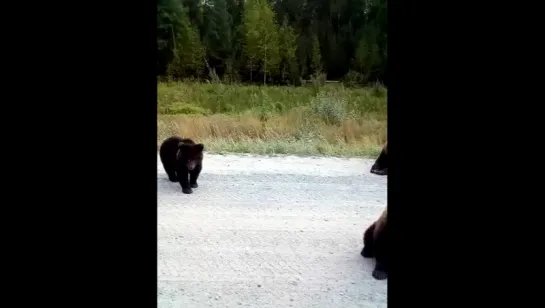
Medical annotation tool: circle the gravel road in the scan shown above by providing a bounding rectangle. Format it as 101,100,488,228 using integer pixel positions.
158,153,388,308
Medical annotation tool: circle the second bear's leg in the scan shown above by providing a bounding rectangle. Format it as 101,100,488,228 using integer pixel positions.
189,164,202,188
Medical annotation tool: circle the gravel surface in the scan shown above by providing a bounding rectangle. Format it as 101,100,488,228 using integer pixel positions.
158,153,388,308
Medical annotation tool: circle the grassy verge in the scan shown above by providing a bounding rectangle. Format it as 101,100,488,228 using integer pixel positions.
157,82,387,158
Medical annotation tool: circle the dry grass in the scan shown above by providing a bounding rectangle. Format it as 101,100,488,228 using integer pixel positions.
157,82,387,157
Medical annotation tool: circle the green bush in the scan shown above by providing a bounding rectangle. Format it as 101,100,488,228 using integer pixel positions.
342,70,365,87
158,103,209,115
310,91,353,125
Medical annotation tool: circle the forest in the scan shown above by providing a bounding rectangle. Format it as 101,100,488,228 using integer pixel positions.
157,0,387,85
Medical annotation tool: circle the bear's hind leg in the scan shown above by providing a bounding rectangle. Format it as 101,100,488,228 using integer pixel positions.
161,159,178,182
361,223,376,258
166,169,178,182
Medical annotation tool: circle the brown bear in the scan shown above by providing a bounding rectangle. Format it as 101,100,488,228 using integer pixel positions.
159,136,204,194
370,142,387,175
361,208,387,280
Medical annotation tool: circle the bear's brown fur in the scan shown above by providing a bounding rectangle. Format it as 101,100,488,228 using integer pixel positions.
159,136,204,194
370,142,387,175
361,208,387,280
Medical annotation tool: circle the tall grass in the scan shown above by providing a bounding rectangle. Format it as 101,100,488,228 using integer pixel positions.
157,82,387,157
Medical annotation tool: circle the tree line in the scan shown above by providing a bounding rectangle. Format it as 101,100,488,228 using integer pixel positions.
157,0,386,85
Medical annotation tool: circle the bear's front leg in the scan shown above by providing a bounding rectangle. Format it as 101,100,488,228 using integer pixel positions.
177,167,192,194
371,224,387,280
189,164,202,188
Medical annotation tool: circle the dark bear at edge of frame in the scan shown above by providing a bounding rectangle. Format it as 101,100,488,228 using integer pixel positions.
361,208,388,280
370,142,387,175
159,136,204,194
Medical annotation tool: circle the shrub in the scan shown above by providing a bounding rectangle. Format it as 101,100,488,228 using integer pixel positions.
310,91,352,125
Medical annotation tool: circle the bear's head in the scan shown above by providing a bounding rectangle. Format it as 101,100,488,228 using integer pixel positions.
177,142,204,171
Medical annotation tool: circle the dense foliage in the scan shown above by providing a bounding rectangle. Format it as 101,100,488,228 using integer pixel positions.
157,0,386,85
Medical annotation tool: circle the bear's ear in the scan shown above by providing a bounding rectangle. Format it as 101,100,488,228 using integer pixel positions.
195,143,204,152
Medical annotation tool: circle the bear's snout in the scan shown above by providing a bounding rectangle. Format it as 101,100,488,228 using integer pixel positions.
187,161,197,170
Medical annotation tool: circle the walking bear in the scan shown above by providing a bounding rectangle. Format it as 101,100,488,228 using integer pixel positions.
361,209,388,280
160,136,204,194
